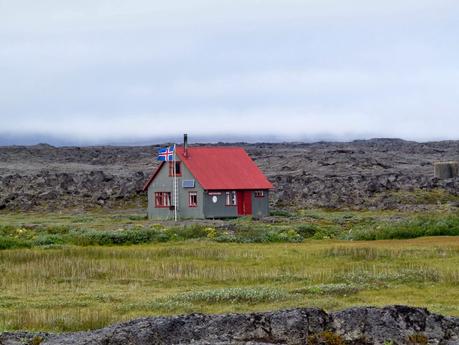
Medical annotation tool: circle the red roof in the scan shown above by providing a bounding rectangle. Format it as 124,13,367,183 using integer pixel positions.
143,146,273,191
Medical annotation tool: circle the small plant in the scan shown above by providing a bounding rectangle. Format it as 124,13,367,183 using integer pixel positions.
307,331,346,345
29,336,44,345
296,224,318,238
168,287,290,304
293,283,361,296
204,227,217,239
269,209,292,217
407,333,428,345
384,341,394,345
127,214,147,221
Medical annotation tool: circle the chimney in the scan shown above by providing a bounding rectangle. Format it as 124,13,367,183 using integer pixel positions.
184,134,188,157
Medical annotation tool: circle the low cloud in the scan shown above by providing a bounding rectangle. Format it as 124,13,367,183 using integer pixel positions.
1,0,458,144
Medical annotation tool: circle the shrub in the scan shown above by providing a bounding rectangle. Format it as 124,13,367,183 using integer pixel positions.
292,283,361,296
312,226,340,240
33,234,66,246
164,224,208,241
204,227,217,239
0,236,31,249
171,287,290,304
308,331,346,345
44,225,71,235
296,224,318,238
68,228,167,246
128,214,148,221
215,232,237,242
407,333,428,345
269,209,293,217
29,336,44,345
348,215,459,240
0,224,17,235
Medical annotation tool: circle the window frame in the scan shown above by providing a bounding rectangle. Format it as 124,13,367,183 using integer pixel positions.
188,191,198,208
225,191,237,206
155,192,172,208
168,161,182,177
254,190,265,198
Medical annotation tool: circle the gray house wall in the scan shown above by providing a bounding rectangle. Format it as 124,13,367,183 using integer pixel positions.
147,160,270,219
147,159,205,219
203,192,238,218
252,190,269,218
203,190,270,219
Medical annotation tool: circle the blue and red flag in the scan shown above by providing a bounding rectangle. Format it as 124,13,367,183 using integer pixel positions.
157,146,175,161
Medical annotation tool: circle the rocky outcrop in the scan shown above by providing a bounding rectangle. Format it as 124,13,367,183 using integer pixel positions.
1,306,458,345
1,139,459,211
0,170,147,210
0,145,153,211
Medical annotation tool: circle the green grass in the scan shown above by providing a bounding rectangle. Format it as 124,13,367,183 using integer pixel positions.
1,208,459,332
382,188,459,205
347,215,459,240
0,237,459,332
2,207,459,249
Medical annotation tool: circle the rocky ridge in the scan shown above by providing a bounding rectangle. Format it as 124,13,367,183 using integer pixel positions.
1,306,458,345
1,139,459,211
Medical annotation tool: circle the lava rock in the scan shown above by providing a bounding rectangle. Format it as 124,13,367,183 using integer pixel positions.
1,306,458,345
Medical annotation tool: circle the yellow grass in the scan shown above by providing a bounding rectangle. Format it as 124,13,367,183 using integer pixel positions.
1,237,459,332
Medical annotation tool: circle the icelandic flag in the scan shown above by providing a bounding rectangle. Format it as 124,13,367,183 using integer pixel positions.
157,146,174,161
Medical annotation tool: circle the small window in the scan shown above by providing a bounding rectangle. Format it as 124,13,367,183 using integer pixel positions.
189,192,198,207
225,191,237,206
168,161,182,176
254,190,265,198
155,192,171,208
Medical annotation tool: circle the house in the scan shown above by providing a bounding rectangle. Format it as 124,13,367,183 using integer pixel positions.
143,138,273,219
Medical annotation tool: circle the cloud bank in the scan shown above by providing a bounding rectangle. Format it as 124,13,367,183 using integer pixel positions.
1,0,458,144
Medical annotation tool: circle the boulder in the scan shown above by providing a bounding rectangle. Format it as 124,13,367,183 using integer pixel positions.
1,306,458,345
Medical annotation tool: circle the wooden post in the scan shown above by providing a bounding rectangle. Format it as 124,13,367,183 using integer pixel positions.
434,161,459,179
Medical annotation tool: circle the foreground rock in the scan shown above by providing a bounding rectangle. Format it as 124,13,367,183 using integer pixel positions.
1,306,458,345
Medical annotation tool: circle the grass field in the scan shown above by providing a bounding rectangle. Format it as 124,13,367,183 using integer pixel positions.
1,237,459,332
1,209,459,332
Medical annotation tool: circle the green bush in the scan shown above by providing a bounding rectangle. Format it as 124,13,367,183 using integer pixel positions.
312,226,340,240
296,224,319,238
269,209,293,217
348,216,459,240
68,228,164,246
171,287,290,304
33,234,66,246
166,224,208,240
0,224,17,235
44,225,71,235
128,214,148,221
292,283,361,296
0,236,31,249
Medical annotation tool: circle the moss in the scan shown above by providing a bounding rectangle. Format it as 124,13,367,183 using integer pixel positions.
407,333,428,345
308,331,346,345
29,336,44,345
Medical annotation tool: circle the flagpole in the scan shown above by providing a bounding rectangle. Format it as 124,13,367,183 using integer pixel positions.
173,144,177,222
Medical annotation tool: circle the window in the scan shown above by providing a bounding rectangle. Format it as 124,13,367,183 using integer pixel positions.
168,161,182,176
225,191,237,206
155,192,171,208
254,190,265,198
189,192,198,207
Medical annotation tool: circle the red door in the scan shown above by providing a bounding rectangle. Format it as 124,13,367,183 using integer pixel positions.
237,191,252,216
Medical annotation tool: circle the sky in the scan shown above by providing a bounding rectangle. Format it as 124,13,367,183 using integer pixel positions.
1,0,458,145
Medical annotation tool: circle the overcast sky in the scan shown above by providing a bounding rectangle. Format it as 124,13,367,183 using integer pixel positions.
1,0,458,145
